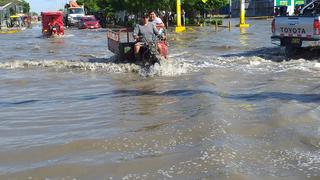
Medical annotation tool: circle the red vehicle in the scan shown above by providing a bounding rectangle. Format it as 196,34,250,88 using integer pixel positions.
41,11,64,37
78,16,100,29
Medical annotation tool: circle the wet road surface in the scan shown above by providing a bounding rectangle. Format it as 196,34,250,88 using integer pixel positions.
0,19,320,179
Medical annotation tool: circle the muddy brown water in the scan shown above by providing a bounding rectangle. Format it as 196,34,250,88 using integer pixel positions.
0,19,319,179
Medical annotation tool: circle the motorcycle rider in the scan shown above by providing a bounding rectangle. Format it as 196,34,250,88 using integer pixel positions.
48,17,60,35
133,14,160,61
149,11,167,58
149,11,165,29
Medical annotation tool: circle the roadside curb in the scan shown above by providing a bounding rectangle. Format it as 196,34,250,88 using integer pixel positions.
247,16,274,20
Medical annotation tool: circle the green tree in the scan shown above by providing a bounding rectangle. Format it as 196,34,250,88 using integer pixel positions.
0,0,30,13
182,0,228,18
9,7,16,15
75,0,228,21
75,0,175,14
21,0,30,13
77,0,101,13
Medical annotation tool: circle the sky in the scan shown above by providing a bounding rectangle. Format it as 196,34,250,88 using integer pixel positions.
26,0,69,13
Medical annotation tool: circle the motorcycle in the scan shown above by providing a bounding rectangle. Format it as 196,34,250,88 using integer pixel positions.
49,25,60,36
138,35,166,67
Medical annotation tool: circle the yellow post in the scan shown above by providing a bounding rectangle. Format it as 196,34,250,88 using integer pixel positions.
175,0,186,32
238,0,249,28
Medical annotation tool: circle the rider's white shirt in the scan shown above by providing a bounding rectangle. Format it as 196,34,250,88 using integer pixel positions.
151,17,163,25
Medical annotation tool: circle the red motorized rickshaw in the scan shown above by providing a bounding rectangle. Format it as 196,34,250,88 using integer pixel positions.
41,11,64,37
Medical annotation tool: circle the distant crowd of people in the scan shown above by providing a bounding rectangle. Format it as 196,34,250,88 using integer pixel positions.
0,15,33,29
274,5,303,16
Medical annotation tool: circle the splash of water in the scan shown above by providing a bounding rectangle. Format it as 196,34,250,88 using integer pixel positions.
1,50,320,77
139,58,194,77
0,58,194,77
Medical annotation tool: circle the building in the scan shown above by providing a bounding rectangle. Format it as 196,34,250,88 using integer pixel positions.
0,0,24,28
231,0,307,17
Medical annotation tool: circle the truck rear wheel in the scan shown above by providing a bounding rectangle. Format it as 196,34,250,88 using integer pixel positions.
284,45,298,59
282,38,302,59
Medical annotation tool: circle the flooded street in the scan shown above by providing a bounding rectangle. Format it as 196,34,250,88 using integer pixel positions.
0,19,320,179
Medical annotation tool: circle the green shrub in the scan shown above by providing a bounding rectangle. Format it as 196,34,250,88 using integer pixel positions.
185,18,197,25
199,18,205,24
205,19,211,24
188,18,196,25
185,18,189,25
127,19,136,27
210,19,223,25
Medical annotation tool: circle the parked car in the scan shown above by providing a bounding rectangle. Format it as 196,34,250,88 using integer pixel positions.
78,16,100,29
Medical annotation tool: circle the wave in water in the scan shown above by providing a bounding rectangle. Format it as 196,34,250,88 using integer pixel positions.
0,58,194,77
1,52,320,76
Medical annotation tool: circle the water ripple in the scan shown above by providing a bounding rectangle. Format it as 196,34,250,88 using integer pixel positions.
0,100,40,107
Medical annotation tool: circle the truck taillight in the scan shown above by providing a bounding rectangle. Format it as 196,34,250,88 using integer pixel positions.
314,19,320,35
271,19,275,33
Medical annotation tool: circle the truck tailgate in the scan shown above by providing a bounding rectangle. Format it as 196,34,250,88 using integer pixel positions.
275,17,314,38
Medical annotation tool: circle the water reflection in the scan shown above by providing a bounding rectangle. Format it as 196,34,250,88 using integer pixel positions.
239,27,249,46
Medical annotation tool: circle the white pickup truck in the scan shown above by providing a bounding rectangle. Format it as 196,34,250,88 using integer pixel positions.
271,0,320,57
64,6,86,27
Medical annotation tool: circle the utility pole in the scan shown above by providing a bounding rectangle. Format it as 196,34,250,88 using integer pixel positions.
229,0,232,31
175,0,186,32
238,0,249,27
229,0,232,18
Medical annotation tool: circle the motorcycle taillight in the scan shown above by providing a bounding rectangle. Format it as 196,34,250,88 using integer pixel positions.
314,19,320,35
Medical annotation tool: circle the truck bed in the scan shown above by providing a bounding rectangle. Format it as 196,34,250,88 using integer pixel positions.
107,28,135,62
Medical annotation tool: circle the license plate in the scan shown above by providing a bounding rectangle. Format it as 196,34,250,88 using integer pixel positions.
291,38,300,44
90,26,94,28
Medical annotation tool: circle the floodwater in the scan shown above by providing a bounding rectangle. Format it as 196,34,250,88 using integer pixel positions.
0,19,320,180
